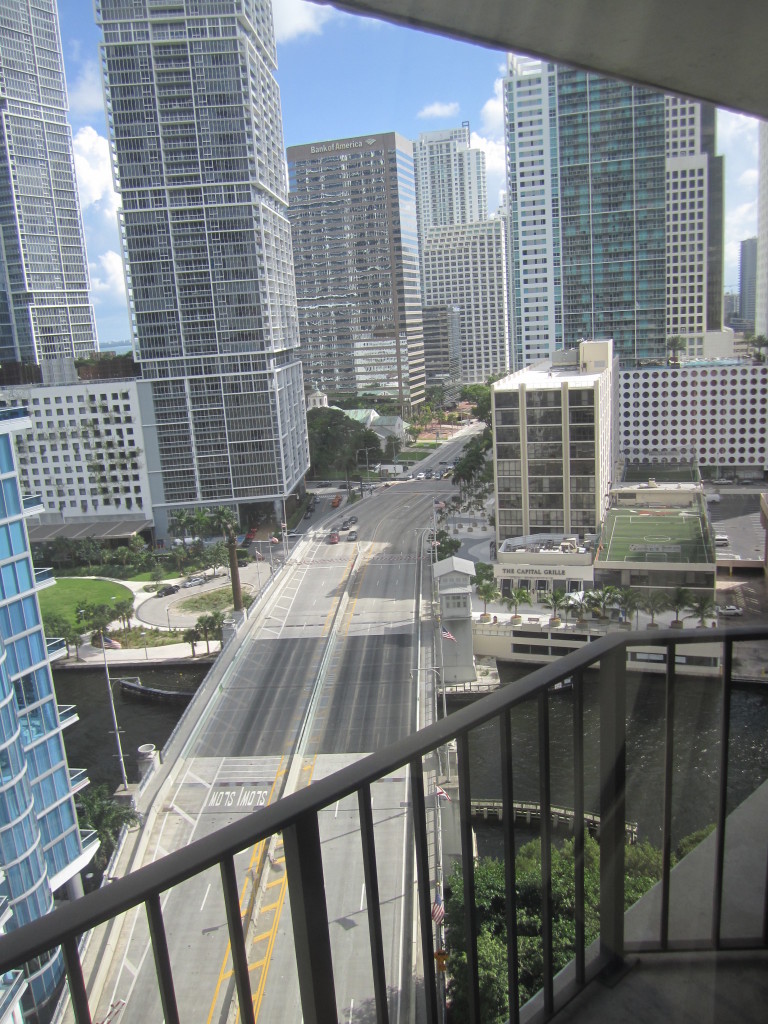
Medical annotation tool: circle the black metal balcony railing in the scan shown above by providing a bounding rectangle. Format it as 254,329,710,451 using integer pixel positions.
0,628,766,1024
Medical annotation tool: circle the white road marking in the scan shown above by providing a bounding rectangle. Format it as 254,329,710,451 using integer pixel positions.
200,883,211,912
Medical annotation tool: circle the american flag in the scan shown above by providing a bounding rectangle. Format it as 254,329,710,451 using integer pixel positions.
102,636,122,650
441,627,457,643
431,889,445,925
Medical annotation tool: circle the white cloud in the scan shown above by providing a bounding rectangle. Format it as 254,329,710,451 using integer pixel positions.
417,101,460,120
67,60,105,121
739,167,759,189
89,251,127,306
72,126,119,218
471,132,506,212
718,109,759,153
479,76,505,138
272,0,335,43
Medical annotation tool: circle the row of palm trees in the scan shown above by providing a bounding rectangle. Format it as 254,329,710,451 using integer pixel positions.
489,584,718,628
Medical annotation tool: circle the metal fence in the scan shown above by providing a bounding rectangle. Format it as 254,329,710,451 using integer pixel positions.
1,626,766,1024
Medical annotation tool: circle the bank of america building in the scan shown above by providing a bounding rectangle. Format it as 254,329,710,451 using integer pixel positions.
98,0,309,533
287,134,425,413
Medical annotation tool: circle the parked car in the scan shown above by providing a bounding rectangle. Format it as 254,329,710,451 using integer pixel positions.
348,531,358,541
718,605,743,617
157,584,180,597
328,532,339,545
348,515,358,524
181,575,206,588
340,520,350,530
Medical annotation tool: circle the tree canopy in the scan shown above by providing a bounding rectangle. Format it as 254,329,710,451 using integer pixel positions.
306,408,382,477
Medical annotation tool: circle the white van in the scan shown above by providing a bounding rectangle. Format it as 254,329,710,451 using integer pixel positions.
715,534,729,547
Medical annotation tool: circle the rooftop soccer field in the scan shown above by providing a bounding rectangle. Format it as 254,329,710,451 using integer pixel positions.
596,507,711,564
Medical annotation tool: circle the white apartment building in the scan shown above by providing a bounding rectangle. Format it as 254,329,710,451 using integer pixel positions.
0,380,152,522
421,219,510,384
503,56,561,369
665,97,724,356
413,126,487,279
492,340,617,543
619,360,768,477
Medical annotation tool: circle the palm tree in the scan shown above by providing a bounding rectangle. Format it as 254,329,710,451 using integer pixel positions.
685,592,717,626
504,587,531,620
616,587,643,628
566,593,591,624
197,612,225,654
114,597,135,632
587,586,620,620
170,509,194,548
751,334,768,363
183,626,200,657
192,507,212,542
206,506,243,612
541,589,568,623
642,590,669,627
668,586,693,626
667,334,687,363
475,577,501,618
77,784,140,870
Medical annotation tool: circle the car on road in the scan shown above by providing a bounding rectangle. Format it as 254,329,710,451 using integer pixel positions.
304,510,312,518
718,605,743,617
340,520,350,529
425,470,433,479
181,575,206,588
416,471,425,480
328,532,339,544
348,515,358,524
157,585,180,597
347,531,358,541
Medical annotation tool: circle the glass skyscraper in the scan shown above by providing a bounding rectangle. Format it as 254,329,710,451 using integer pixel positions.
287,133,425,413
505,57,667,367
97,0,309,531
0,0,98,371
0,407,96,1011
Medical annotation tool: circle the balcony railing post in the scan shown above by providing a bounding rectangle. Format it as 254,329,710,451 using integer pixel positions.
283,811,338,1024
599,644,626,969
457,732,481,1024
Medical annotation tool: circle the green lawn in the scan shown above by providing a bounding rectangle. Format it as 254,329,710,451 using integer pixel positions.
178,587,252,615
38,578,135,629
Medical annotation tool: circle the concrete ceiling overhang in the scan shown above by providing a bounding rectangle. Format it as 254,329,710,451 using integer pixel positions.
317,0,768,119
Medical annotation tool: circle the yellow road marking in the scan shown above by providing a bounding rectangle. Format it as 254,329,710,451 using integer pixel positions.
249,756,318,1022
205,756,286,1024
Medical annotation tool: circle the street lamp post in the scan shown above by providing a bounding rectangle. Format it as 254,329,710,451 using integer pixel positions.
141,630,149,660
357,447,378,494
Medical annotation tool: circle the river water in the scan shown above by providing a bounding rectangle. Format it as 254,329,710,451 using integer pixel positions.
54,661,768,853
53,664,208,789
465,665,768,855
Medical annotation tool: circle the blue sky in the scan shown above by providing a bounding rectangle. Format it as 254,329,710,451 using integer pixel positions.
56,0,759,345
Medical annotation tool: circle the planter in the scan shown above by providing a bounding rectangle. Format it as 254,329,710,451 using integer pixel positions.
549,617,562,627
646,622,659,629
511,615,522,625
479,613,492,622
670,619,684,629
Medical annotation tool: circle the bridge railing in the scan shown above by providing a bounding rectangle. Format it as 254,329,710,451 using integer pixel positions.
0,627,766,1024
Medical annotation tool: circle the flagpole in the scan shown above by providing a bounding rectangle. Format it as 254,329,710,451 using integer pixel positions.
101,630,129,790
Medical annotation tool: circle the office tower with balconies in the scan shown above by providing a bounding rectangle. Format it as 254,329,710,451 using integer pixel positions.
0,407,97,1012
0,0,98,375
492,340,617,542
287,133,425,413
97,0,309,537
